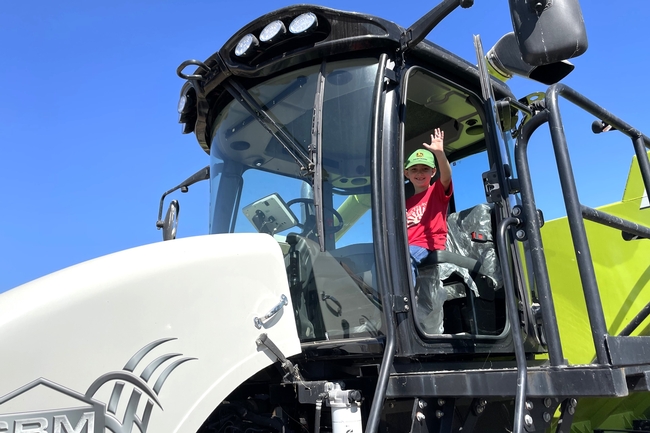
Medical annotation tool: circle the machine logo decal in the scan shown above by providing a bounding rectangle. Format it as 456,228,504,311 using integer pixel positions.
0,338,195,433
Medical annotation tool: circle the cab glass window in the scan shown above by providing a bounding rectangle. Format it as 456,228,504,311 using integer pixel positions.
209,58,383,343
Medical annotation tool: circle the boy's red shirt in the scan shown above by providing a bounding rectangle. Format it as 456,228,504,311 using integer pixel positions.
405,178,453,250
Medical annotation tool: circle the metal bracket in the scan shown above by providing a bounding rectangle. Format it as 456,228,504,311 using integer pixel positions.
482,167,501,204
523,398,562,433
511,205,544,243
393,295,410,313
256,333,302,383
461,398,486,433
555,398,577,433
530,303,547,345
384,68,398,85
510,206,528,242
436,398,455,433
297,381,329,404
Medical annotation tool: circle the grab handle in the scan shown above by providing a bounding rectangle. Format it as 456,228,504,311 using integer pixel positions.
254,295,288,329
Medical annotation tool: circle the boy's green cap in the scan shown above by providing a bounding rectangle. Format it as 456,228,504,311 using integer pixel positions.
405,149,436,170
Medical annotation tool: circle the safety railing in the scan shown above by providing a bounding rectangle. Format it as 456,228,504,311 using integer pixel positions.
515,83,650,366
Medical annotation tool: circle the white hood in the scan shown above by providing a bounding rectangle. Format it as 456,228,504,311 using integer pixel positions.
0,233,300,433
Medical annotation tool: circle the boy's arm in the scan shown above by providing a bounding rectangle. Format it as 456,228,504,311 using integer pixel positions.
423,128,452,192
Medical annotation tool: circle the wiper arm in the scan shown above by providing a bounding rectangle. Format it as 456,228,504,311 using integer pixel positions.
156,165,211,229
222,78,314,173
310,61,326,251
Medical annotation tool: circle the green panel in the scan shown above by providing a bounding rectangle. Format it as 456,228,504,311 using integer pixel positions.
541,153,650,364
537,153,650,431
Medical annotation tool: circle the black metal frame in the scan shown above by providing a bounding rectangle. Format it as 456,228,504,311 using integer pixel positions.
385,365,629,398
515,109,566,367
387,56,531,357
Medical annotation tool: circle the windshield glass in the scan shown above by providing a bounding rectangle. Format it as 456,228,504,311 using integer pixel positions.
209,58,382,342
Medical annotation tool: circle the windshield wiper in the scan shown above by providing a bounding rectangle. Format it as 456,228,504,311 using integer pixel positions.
310,61,327,251
224,69,327,251
222,78,314,173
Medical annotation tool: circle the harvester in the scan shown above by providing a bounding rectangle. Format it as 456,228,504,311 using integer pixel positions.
2,1,650,432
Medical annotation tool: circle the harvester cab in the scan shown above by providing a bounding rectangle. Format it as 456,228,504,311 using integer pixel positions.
2,1,650,433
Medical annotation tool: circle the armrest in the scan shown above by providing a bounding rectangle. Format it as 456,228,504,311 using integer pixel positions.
419,250,498,300
420,250,485,277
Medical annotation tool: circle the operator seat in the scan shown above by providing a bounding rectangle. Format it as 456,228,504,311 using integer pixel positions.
415,203,504,335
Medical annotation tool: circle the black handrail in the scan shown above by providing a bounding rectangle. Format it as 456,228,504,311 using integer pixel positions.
618,301,650,337
515,110,566,367
581,205,650,240
544,83,650,364
545,85,609,364
366,53,397,433
547,83,650,195
497,217,529,433
515,83,650,366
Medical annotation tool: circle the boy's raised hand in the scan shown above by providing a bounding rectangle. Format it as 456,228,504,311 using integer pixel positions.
422,127,451,190
423,128,444,154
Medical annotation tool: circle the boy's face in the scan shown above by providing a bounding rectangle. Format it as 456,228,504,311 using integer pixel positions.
404,164,436,190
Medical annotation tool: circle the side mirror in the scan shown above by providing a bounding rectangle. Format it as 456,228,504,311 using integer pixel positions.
161,200,180,241
508,0,588,66
155,165,211,237
487,32,574,85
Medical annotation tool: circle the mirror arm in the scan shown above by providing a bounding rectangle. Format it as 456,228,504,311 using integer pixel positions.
400,0,474,54
156,165,210,229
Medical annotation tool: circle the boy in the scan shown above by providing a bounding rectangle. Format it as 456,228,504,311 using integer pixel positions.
404,128,453,286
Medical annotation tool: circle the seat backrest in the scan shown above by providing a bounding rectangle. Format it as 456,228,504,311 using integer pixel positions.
445,203,502,291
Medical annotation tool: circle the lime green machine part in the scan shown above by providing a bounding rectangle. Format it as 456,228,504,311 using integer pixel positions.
335,193,372,241
538,153,650,431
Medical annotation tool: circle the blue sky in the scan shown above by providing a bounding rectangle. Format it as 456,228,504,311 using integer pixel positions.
2,0,649,292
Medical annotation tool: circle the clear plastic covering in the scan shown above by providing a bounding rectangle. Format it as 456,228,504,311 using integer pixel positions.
415,203,503,334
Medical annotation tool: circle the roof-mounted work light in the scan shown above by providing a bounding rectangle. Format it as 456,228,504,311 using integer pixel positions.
260,20,287,43
235,33,259,57
289,12,318,34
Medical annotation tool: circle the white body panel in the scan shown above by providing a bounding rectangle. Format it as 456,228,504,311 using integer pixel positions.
0,233,301,433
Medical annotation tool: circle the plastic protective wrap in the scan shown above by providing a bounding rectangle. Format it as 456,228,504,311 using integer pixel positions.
415,203,503,334
446,203,503,290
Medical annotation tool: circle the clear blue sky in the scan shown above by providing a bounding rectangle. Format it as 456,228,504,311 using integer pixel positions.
2,0,649,292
